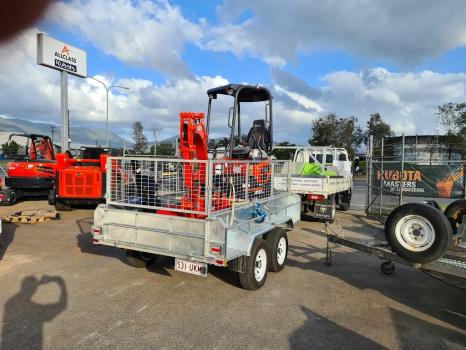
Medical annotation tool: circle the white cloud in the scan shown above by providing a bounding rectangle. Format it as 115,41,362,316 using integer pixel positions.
45,0,204,78
207,0,466,66
0,27,231,140
1,26,465,146
273,68,466,137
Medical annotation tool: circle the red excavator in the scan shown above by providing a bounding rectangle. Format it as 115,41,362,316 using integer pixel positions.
0,133,57,205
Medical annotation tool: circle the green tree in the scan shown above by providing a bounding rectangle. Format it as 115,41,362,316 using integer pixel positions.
149,143,175,156
436,102,466,138
2,140,20,157
271,141,296,160
309,113,363,158
132,121,147,154
364,112,393,143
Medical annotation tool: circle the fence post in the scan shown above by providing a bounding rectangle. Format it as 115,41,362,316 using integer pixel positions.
379,137,384,219
399,134,405,206
366,135,373,215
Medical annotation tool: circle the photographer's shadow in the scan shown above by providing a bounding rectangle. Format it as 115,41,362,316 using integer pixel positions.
1,275,67,350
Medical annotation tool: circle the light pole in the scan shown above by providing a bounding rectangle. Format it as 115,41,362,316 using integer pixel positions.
87,76,129,147
50,125,56,143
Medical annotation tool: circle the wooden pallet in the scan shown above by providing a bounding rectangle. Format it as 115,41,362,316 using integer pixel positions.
2,209,61,224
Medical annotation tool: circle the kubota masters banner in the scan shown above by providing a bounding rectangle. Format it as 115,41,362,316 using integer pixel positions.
372,163,465,198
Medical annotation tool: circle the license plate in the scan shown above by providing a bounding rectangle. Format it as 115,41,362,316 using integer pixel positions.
314,204,333,219
175,259,207,277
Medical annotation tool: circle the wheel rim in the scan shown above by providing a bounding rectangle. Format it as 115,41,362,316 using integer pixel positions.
254,248,267,282
276,237,287,265
394,215,435,252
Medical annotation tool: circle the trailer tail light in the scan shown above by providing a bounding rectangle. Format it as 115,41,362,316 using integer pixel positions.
211,245,222,254
92,226,102,236
306,194,324,201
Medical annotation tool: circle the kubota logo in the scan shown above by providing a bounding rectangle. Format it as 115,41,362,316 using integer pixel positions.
61,45,71,55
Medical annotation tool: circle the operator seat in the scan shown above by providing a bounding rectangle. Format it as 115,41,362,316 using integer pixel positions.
247,119,271,152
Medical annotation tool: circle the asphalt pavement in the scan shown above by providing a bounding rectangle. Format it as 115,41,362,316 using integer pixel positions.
0,200,464,349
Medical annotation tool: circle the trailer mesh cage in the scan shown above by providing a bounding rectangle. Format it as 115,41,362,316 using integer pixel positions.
107,157,290,216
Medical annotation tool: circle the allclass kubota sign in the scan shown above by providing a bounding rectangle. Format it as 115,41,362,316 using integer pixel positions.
37,33,87,78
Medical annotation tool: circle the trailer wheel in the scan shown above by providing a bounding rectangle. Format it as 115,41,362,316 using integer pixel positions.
380,261,395,275
125,250,158,268
238,239,268,290
266,228,288,272
444,199,466,235
385,203,452,263
55,200,72,211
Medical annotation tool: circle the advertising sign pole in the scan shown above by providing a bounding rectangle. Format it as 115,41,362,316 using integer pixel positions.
37,33,87,151
60,71,69,151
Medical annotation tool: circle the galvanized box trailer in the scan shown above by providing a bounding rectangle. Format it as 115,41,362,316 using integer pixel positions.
92,157,300,290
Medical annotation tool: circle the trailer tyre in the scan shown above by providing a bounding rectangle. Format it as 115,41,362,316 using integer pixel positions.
444,199,466,235
125,250,158,268
238,239,268,290
266,228,288,272
385,203,452,263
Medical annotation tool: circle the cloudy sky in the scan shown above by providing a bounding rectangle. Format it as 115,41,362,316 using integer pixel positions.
1,0,466,143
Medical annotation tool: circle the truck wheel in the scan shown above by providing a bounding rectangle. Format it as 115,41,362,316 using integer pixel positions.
125,250,158,268
385,203,452,263
8,191,17,205
55,200,72,211
339,201,350,211
339,191,351,211
266,228,288,272
48,190,55,205
444,199,466,235
238,239,268,290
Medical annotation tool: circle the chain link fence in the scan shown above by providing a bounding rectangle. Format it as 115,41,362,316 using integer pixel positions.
366,135,465,222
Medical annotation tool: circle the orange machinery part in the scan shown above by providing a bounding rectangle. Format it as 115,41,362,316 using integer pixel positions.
55,153,107,199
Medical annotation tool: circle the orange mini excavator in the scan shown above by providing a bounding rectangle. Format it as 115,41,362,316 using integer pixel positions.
159,84,274,218
0,134,57,205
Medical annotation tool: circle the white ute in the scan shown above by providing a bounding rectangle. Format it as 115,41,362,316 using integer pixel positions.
274,146,353,222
